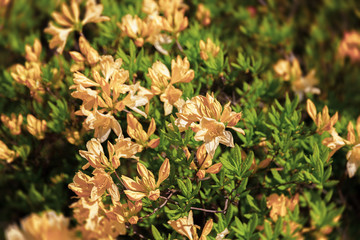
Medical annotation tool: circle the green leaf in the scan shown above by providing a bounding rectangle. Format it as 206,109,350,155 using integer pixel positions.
151,225,164,240
177,179,189,198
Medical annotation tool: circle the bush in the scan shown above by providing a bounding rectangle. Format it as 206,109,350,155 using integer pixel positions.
1,0,360,239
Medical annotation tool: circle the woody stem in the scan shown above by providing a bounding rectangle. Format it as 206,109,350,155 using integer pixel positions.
138,190,176,222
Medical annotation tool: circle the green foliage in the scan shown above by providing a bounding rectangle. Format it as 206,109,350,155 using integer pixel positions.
1,0,360,239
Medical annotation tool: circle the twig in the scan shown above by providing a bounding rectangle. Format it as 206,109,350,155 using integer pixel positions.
138,190,176,221
176,39,184,52
113,170,123,183
190,206,224,213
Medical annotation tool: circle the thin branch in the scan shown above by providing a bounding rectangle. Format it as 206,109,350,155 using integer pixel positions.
138,190,176,221
176,39,184,52
190,206,223,213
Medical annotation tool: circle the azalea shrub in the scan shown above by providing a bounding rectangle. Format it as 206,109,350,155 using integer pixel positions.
1,0,360,239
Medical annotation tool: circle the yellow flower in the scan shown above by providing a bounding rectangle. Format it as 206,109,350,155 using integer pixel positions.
196,3,211,26
113,135,143,160
44,0,109,54
160,84,184,115
1,113,23,135
90,168,120,203
273,59,301,82
70,197,125,239
0,140,17,164
69,36,100,67
11,61,44,102
118,14,159,47
274,58,319,100
292,69,320,100
106,200,142,225
321,130,347,161
199,38,220,61
338,31,360,63
121,82,153,118
162,8,188,37
5,210,76,240
81,108,122,143
25,38,42,63
175,93,244,156
122,158,170,201
79,138,129,170
345,117,360,178
26,114,47,140
266,193,299,221
148,56,194,115
127,113,160,149
306,99,338,135
168,210,213,240
149,61,171,95
68,171,93,198
158,0,188,17
64,128,83,145
142,0,159,16
170,56,195,84
190,144,222,179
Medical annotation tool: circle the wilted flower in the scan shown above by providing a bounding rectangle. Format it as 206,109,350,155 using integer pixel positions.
127,113,160,149
266,193,299,221
122,158,170,201
196,3,211,26
168,210,213,240
199,38,220,61
1,113,23,135
5,210,75,240
175,93,244,156
44,0,109,54
0,140,17,164
190,144,222,179
338,31,360,63
26,114,47,140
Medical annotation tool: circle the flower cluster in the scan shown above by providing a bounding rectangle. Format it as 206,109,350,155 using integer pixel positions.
307,99,360,177
10,39,45,102
70,53,152,142
119,0,190,54
174,93,245,156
